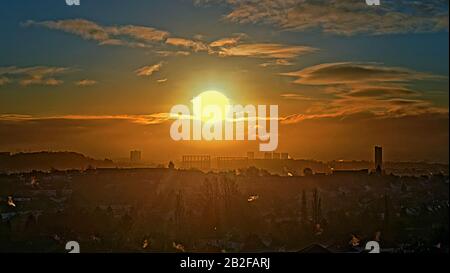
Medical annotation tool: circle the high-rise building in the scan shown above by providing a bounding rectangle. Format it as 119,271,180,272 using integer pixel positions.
130,150,142,163
375,146,383,174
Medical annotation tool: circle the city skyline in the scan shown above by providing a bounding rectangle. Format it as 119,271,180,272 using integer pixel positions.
0,0,448,163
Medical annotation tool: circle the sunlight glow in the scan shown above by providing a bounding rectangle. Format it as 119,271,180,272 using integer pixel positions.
193,90,230,123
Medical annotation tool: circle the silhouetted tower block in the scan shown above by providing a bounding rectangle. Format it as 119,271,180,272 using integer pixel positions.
375,146,383,174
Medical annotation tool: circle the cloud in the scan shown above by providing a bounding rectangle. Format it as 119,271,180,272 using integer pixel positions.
23,19,169,49
23,19,109,41
280,93,314,100
157,51,191,57
207,33,317,65
216,43,317,59
281,97,448,124
165,37,208,52
194,0,449,35
135,62,163,77
99,39,152,49
0,66,71,86
21,78,63,86
281,62,438,85
0,113,170,125
23,18,317,67
260,59,294,67
206,32,317,65
106,25,169,42
209,34,246,47
0,77,11,86
157,78,168,83
346,86,418,98
75,79,97,87
280,62,448,122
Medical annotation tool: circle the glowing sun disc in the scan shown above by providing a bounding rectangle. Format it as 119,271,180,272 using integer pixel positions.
193,90,230,123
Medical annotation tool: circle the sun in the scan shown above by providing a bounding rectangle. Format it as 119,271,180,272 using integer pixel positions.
193,90,230,123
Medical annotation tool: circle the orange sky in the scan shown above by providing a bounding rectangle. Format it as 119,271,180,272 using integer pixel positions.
0,1,448,162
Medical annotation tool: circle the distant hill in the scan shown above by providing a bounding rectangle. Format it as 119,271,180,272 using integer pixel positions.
0,151,115,172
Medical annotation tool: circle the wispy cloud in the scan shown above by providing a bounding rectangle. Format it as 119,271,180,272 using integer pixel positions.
280,93,314,101
0,113,171,125
165,37,208,52
209,34,246,47
260,59,294,67
157,50,191,57
135,62,163,77
194,0,448,35
281,62,440,85
23,18,317,67
75,79,97,87
23,19,169,49
23,19,109,41
0,66,71,86
280,62,448,122
107,25,170,42
0,77,11,86
216,43,317,59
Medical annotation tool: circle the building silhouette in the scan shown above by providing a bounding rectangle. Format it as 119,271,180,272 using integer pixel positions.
130,150,142,163
272,152,281,160
217,157,249,170
182,155,211,170
375,146,383,174
0,152,11,160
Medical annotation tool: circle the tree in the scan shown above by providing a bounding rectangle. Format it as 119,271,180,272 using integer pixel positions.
220,176,240,227
311,188,321,226
168,161,175,170
383,193,391,244
301,190,308,228
174,190,185,238
303,168,313,176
